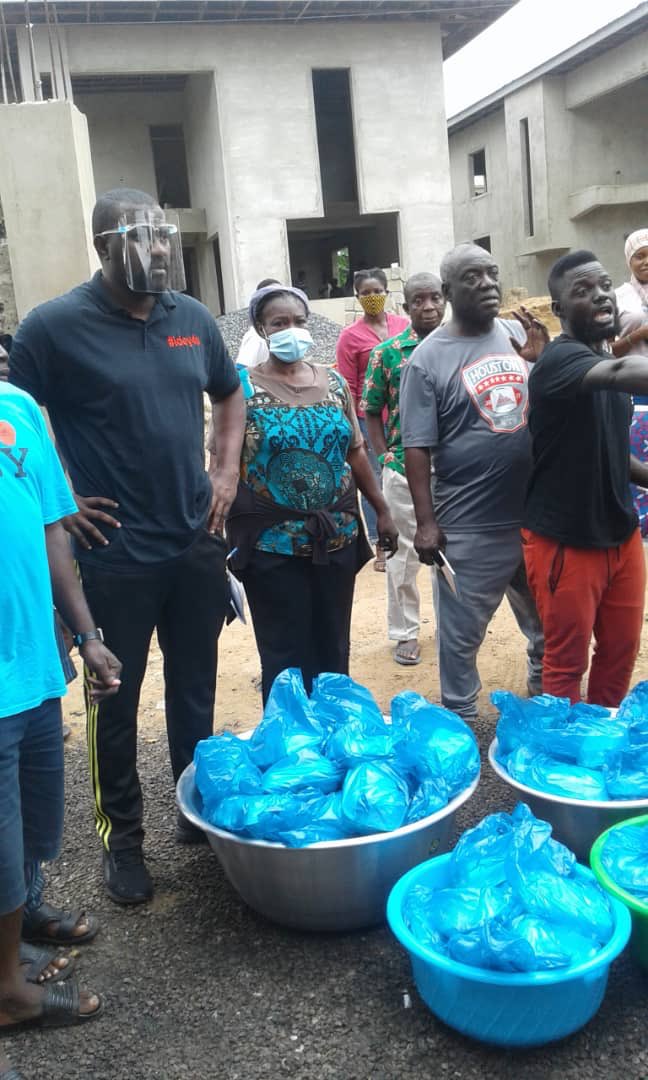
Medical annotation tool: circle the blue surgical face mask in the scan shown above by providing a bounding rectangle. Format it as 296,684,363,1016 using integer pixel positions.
266,326,313,363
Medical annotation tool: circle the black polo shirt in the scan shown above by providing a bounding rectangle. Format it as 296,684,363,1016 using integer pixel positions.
524,335,636,548
10,272,240,569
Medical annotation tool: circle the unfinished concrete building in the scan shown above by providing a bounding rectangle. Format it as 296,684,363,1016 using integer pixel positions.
0,0,512,322
448,2,648,296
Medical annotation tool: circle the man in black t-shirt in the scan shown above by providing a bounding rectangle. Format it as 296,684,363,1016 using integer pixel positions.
10,188,245,905
523,249,648,706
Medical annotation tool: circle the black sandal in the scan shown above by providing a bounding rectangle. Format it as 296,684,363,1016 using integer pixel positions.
22,902,99,946
1,979,103,1032
19,941,75,984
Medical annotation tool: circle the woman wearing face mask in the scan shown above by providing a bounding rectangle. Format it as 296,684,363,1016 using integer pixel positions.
612,229,648,536
335,269,409,569
223,285,399,702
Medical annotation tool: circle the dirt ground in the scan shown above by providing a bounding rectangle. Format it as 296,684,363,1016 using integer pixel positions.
61,553,648,737
8,559,648,1080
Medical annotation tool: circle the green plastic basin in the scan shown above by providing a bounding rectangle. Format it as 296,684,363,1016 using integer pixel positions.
590,814,648,971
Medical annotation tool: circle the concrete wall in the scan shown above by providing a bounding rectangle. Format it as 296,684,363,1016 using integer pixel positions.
0,101,97,318
75,90,185,198
20,19,454,311
449,56,648,295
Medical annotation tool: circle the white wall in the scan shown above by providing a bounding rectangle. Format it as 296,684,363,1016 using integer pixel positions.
23,19,454,311
75,90,185,199
449,63,648,296
0,101,97,317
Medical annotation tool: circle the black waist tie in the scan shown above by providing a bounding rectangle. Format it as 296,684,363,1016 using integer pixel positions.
226,480,373,570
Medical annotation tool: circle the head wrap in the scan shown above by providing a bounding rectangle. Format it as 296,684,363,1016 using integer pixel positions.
248,284,309,326
624,229,648,266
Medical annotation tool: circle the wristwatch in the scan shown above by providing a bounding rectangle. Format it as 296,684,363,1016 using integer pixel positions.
72,628,104,648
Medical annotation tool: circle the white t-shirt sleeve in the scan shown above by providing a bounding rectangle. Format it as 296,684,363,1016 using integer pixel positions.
237,327,269,368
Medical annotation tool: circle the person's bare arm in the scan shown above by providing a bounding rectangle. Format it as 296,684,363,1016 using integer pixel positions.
207,384,246,534
45,521,122,701
364,412,388,459
347,445,398,555
630,454,648,489
404,446,446,564
610,323,648,358
582,353,648,394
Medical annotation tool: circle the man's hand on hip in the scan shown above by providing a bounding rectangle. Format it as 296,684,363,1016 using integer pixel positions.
63,495,121,550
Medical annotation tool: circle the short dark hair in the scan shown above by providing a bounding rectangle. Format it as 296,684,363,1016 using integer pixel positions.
353,267,388,292
92,188,157,235
547,249,598,301
256,277,281,290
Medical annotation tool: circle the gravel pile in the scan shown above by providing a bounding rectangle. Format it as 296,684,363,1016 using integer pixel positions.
217,308,343,366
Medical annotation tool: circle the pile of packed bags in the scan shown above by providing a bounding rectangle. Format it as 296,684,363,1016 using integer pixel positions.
492,681,648,801
403,803,614,972
601,823,648,904
193,669,479,847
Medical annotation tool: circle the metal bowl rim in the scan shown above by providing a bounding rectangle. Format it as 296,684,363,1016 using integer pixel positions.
488,738,648,811
177,764,480,851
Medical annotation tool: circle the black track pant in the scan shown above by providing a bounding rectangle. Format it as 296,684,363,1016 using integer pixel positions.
240,542,358,703
80,530,229,852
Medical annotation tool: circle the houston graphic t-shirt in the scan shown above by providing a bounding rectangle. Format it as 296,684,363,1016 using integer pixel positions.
400,319,530,531
0,383,76,718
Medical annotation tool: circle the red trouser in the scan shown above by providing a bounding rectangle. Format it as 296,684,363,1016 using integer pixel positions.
521,528,645,706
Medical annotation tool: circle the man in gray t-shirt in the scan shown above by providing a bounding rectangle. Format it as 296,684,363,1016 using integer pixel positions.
400,243,547,720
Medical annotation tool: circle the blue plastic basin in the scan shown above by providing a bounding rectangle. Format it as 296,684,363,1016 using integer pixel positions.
387,854,631,1047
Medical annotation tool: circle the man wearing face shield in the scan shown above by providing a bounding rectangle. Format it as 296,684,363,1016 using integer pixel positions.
10,188,245,906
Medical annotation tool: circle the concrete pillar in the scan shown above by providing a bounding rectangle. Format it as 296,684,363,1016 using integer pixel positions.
0,101,97,318
195,239,222,316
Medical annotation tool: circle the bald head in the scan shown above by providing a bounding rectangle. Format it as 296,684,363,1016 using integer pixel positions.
403,271,445,338
440,243,492,285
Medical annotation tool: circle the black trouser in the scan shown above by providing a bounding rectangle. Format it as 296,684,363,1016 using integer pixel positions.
240,542,358,703
80,530,229,852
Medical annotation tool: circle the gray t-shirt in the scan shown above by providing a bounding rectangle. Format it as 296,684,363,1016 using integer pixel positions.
400,318,530,532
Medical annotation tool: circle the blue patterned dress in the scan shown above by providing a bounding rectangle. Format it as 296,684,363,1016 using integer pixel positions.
238,364,362,557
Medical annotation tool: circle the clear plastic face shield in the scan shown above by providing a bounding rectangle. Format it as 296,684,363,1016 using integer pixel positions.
100,208,186,294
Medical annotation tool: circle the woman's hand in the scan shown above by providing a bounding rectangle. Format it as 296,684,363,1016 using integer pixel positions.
376,510,398,558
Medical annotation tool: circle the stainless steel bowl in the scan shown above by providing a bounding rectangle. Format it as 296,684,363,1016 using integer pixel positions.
177,752,480,932
488,738,648,862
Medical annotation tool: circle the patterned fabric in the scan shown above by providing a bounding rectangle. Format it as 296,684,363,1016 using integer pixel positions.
361,324,420,476
630,407,648,537
239,366,359,557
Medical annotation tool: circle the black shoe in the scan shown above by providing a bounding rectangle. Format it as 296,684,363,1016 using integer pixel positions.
102,847,153,905
175,811,208,845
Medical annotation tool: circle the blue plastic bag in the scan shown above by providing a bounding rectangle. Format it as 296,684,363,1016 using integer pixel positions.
205,791,303,839
325,718,396,768
261,748,343,795
311,672,385,731
601,824,648,901
405,776,449,824
505,746,609,801
341,761,410,833
194,733,262,813
278,792,352,847
604,749,648,800
248,668,325,769
448,915,600,972
403,804,614,973
391,690,479,797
